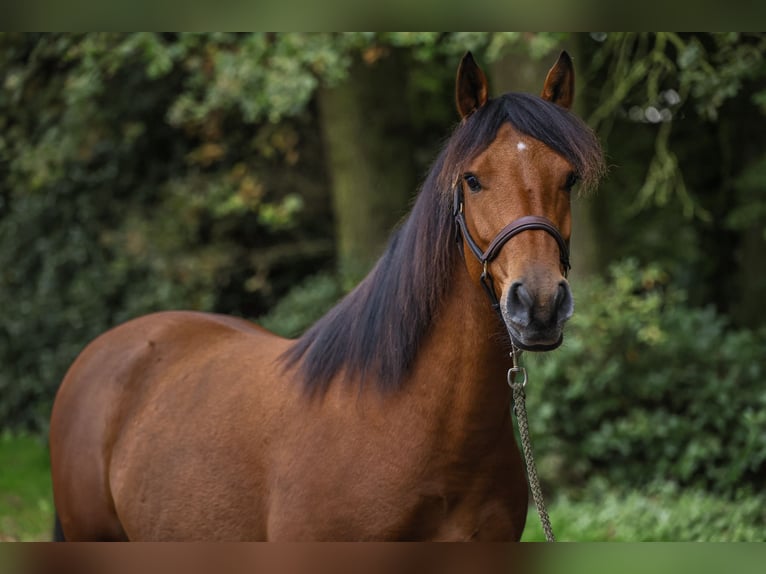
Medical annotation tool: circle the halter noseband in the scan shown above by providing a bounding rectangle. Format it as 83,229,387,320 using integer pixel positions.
453,181,571,351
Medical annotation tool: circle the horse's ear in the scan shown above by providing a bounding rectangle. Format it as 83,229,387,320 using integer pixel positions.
456,52,489,119
541,51,575,110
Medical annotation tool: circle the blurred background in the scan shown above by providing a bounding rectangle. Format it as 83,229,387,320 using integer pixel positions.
0,32,764,540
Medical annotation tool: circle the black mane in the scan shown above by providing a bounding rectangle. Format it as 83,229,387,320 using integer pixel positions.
282,93,604,394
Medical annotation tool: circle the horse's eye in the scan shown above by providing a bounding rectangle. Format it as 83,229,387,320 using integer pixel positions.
463,173,482,192
564,172,580,191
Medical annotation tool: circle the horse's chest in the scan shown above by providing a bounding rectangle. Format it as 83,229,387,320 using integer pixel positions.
402,478,527,541
285,459,526,540
270,404,528,540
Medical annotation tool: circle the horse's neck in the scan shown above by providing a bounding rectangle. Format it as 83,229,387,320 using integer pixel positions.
401,261,514,455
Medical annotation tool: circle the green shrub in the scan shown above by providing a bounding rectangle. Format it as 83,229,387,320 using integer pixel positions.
0,35,342,432
0,431,53,541
257,272,343,338
523,479,766,541
525,259,766,493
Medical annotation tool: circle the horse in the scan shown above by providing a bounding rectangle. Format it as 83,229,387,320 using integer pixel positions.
49,51,604,541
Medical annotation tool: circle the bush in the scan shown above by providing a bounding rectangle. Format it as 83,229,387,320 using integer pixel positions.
257,272,343,338
523,479,766,541
525,259,766,494
0,35,334,432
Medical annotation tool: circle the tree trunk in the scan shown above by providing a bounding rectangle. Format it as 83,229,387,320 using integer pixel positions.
714,91,766,328
318,50,415,289
734,225,766,328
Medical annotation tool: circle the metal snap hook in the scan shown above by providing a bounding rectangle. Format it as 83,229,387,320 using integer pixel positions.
507,366,527,388
508,344,526,387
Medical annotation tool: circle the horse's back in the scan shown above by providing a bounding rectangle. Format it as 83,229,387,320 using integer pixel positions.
49,311,289,540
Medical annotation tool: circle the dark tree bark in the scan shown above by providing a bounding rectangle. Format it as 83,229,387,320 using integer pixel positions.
318,50,415,288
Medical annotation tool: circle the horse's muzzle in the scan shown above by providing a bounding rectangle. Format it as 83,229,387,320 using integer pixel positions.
502,279,573,351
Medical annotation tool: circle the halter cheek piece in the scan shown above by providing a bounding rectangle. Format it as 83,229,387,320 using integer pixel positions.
453,181,571,351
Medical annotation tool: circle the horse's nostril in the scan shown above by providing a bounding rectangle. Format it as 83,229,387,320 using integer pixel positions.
512,282,533,308
507,280,573,328
555,281,574,323
507,282,532,325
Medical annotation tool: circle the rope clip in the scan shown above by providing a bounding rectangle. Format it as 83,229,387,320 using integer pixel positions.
507,366,527,388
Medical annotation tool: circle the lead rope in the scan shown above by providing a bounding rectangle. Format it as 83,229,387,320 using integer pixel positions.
508,344,556,542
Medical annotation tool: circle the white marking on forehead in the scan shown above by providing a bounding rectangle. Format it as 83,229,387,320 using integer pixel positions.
516,141,527,151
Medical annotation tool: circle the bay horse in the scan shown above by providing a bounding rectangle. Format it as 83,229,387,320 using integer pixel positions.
49,51,603,541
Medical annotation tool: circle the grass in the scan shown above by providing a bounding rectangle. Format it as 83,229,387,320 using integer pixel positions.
0,432,54,541
521,479,766,542
1,434,763,542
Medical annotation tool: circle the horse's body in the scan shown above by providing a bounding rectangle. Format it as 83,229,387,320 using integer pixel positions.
50,52,603,541
51,282,524,541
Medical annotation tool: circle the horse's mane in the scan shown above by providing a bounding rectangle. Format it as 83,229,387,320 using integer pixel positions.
282,93,605,394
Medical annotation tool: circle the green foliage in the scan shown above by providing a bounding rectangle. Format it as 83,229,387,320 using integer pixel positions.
0,432,52,541
383,32,564,62
0,33,335,431
587,33,766,222
526,260,766,493
166,33,360,125
523,479,766,542
728,153,766,237
258,272,343,338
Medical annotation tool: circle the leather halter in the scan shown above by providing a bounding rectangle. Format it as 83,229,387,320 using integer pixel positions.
453,182,571,351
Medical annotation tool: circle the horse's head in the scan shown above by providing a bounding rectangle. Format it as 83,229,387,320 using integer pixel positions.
451,51,603,351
